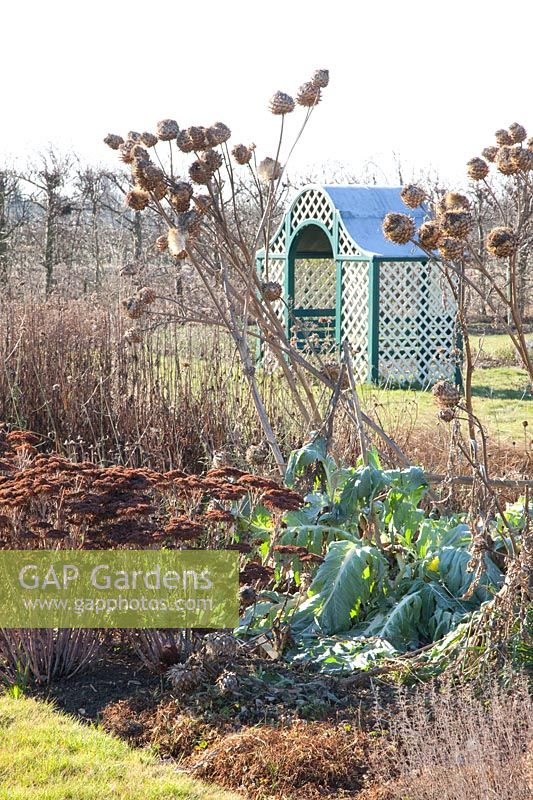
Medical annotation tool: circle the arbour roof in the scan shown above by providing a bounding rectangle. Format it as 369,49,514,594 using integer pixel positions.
261,184,428,260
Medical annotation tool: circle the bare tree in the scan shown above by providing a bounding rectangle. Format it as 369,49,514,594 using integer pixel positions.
19,150,74,295
0,169,29,286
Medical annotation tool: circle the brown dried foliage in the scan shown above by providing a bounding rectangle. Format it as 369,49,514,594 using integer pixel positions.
0,428,301,552
190,721,369,799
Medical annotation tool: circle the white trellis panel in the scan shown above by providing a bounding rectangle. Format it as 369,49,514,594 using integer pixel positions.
269,226,286,256
338,221,364,258
290,189,334,234
379,262,456,385
342,261,369,382
294,258,336,309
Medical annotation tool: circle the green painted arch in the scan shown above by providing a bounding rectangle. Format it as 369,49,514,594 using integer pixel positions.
257,184,340,259
286,219,337,347
288,218,335,258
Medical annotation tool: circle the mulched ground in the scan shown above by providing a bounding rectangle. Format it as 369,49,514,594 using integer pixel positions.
33,646,398,799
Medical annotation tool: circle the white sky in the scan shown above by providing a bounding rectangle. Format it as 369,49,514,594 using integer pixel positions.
3,0,532,185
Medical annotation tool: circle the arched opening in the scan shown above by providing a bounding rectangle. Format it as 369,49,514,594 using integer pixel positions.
288,223,337,355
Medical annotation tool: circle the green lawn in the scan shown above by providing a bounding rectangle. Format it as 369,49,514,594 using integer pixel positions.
0,695,238,800
358,334,532,445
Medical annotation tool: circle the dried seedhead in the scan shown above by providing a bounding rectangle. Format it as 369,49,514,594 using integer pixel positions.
417,220,441,250
382,212,415,245
104,133,124,150
311,68,329,88
438,191,470,214
261,281,282,302
121,297,145,319
508,122,527,144
466,157,489,181
206,122,231,146
140,132,158,148
481,145,499,163
495,128,512,146
258,157,282,182
125,189,150,211
486,226,517,257
296,81,321,107
137,287,157,306
168,181,193,213
439,210,473,239
156,119,179,141
400,184,426,209
437,235,464,260
432,380,461,409
496,146,520,176
269,91,295,115
231,143,253,165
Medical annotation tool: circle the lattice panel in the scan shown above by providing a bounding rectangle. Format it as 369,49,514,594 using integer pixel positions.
269,225,286,255
294,259,336,310
378,262,457,385
338,220,364,258
341,261,369,382
264,257,285,321
290,188,334,234
290,315,337,357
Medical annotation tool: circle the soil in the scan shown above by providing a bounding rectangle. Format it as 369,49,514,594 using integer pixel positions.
34,649,160,720
33,644,393,728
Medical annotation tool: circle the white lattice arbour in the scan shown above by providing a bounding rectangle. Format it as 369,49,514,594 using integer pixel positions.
290,188,334,234
342,261,369,382
378,261,456,385
257,185,458,386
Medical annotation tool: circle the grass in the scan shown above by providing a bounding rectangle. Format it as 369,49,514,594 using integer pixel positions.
0,694,239,800
358,334,533,447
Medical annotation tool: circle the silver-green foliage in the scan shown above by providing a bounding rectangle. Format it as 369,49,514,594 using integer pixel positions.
236,438,506,672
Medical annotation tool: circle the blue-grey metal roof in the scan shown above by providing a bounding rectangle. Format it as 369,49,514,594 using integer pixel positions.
322,185,428,259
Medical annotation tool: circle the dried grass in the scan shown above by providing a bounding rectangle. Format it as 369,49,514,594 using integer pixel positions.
101,698,213,761
379,677,533,800
0,297,301,473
